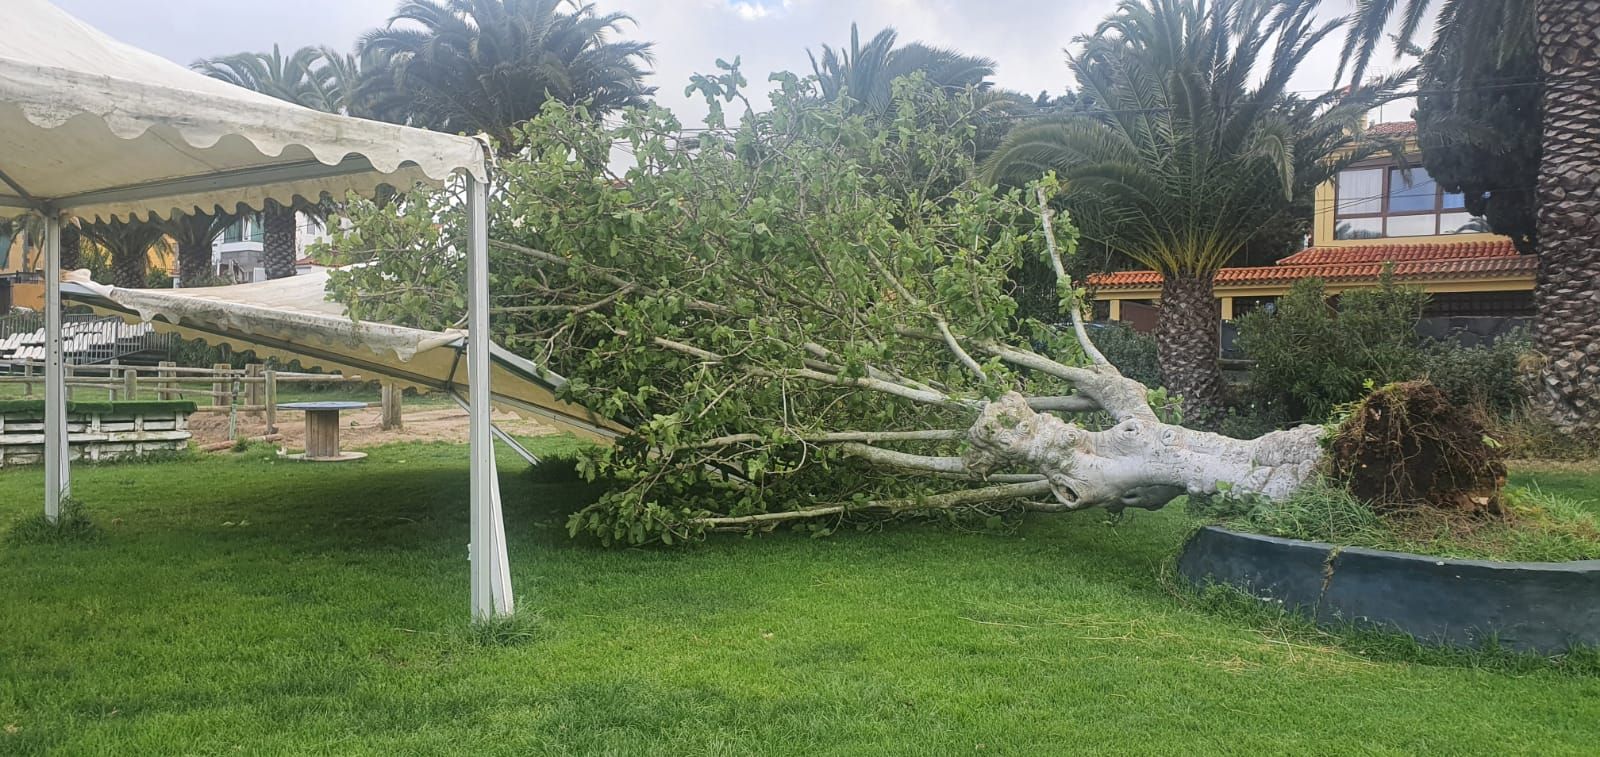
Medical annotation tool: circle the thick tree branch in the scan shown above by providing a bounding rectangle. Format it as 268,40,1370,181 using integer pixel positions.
694,479,1055,529
1036,186,1110,368
677,429,963,451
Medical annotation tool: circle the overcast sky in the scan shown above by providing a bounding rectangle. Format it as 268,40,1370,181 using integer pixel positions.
53,0,1422,125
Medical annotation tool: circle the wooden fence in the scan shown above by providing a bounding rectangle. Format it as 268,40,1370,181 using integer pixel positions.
0,361,392,437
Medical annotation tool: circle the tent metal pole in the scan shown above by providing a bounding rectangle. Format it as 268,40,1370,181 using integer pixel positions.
43,211,69,521
466,173,513,621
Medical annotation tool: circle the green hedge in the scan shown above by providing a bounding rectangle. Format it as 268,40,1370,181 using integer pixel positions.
0,399,198,416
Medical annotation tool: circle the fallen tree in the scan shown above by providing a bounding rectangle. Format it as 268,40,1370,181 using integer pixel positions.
324,73,1327,544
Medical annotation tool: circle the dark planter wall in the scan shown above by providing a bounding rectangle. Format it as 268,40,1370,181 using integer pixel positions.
1178,526,1600,654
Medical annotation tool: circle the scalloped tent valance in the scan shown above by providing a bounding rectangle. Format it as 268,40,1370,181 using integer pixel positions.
0,0,488,222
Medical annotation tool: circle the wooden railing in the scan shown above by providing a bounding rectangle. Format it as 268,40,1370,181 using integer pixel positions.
0,361,371,437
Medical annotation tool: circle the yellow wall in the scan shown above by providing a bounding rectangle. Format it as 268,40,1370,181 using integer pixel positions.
1,235,30,275
1094,274,1536,321
10,281,44,310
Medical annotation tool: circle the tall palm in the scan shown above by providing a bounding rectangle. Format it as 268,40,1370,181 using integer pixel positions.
984,0,1397,423
80,221,170,289
357,0,655,155
1341,0,1600,429
808,24,996,115
194,46,352,280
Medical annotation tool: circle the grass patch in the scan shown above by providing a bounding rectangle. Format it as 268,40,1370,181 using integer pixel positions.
1192,478,1600,562
5,499,98,545
460,608,544,648
2,444,1599,753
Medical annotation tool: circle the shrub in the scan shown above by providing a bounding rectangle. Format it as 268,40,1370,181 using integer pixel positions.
1234,273,1426,422
1419,333,1531,414
1088,322,1161,387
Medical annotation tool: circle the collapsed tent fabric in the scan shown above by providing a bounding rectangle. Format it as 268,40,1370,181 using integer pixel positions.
0,0,486,222
62,270,627,444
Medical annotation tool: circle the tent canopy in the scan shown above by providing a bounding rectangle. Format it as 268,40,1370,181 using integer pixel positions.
0,0,487,222
9,0,517,621
62,270,628,445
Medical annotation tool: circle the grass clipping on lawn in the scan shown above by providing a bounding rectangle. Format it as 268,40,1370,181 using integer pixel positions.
1200,380,1600,562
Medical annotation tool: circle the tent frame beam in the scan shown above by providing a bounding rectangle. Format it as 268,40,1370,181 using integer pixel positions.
51,156,384,214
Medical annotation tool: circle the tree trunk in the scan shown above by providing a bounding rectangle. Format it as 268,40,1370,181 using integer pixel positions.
1155,271,1226,425
177,233,214,287
110,244,147,288
262,202,298,280
1532,1,1600,429
59,223,81,271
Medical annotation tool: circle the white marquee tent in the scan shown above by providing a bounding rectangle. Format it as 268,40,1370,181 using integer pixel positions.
1,0,515,620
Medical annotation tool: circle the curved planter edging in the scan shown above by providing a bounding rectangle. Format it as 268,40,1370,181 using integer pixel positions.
1178,526,1600,654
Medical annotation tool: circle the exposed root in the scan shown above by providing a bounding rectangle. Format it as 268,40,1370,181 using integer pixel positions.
1328,380,1507,519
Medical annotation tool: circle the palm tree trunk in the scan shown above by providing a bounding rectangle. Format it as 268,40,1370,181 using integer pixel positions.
1156,271,1226,425
59,223,81,271
1532,2,1600,429
262,202,297,280
178,234,214,287
111,245,147,288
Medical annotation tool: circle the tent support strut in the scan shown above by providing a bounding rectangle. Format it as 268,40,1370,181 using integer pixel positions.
466,174,513,621
43,210,69,521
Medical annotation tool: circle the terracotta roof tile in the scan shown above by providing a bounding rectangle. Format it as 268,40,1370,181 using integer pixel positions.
1277,239,1517,266
1089,254,1535,290
1366,121,1416,137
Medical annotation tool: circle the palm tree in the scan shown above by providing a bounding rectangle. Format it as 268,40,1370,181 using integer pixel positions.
356,0,655,155
984,0,1400,423
194,46,352,280
1341,0,1600,429
808,24,996,115
164,210,240,287
80,220,170,289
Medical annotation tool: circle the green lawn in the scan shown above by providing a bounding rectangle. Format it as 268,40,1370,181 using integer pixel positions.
2,443,1598,754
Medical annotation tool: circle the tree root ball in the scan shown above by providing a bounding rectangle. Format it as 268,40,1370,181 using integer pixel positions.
1329,380,1507,518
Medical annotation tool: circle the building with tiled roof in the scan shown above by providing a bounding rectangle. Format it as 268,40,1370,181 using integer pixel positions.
1088,122,1535,329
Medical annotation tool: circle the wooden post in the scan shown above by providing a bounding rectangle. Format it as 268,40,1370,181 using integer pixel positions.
123,363,138,401
380,381,403,430
264,368,278,435
22,363,31,396
108,360,120,401
244,364,264,414
158,361,176,400
212,363,230,406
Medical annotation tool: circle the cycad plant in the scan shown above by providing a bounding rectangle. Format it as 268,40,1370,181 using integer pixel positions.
79,220,171,289
356,0,655,155
808,24,995,114
984,0,1402,422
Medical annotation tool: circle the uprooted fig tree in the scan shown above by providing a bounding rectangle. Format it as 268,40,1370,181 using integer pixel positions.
322,71,1326,545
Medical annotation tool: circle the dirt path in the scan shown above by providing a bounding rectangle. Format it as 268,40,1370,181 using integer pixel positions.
188,404,556,451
